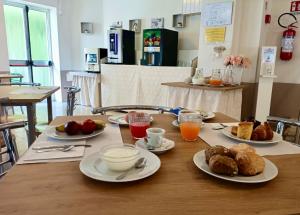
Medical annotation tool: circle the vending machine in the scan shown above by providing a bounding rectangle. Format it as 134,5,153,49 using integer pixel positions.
140,29,178,66
107,28,135,64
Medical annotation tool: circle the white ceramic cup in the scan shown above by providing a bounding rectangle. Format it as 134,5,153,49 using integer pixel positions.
146,128,165,148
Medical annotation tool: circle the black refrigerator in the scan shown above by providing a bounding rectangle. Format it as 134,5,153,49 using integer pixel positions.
140,29,178,66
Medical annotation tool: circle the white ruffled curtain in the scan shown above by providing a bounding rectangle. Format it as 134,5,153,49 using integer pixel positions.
72,75,101,108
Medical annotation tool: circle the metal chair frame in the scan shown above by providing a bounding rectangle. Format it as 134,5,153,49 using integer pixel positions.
64,86,81,116
92,105,173,115
267,116,300,145
0,121,26,177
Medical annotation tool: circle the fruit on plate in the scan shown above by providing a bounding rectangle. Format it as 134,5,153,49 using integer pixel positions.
94,119,106,130
81,119,97,135
55,124,65,132
64,121,82,135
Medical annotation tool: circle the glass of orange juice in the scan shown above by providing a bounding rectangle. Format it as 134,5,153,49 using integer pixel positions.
179,113,202,141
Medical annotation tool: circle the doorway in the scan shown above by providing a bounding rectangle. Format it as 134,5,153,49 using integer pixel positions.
3,2,53,86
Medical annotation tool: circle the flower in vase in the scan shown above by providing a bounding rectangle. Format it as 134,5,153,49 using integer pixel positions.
242,57,251,69
224,56,231,66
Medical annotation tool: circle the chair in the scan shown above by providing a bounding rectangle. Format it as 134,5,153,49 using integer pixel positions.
92,105,174,115
0,98,26,177
267,116,300,144
64,86,81,116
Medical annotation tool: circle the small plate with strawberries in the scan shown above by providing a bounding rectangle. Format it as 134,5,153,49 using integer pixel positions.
45,119,106,141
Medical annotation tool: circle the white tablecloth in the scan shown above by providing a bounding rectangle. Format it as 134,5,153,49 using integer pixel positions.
101,64,192,107
165,87,242,120
68,72,101,108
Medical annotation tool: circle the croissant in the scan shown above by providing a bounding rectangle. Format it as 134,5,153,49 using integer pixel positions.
264,122,274,140
251,125,267,141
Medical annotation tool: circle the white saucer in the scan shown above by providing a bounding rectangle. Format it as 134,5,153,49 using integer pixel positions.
80,148,161,183
136,138,175,154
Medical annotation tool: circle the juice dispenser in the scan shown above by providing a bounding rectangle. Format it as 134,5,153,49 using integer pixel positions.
141,29,178,66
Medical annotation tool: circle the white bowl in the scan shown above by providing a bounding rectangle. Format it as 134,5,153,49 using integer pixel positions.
99,144,140,172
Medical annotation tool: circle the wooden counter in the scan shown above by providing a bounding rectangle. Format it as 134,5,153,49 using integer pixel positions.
162,82,246,91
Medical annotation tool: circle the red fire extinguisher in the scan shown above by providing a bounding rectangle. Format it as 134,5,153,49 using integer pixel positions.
278,13,298,61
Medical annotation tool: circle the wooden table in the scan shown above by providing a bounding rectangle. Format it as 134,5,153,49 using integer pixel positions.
1,113,300,215
0,73,23,82
162,82,246,91
0,86,60,146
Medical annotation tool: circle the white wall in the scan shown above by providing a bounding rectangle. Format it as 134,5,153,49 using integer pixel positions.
197,0,265,83
68,0,103,70
102,0,201,65
262,0,300,84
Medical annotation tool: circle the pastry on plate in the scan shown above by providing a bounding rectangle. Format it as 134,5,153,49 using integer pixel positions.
230,143,256,157
264,122,274,140
237,122,254,140
251,124,267,141
209,155,238,176
205,145,233,164
231,126,238,136
235,152,265,176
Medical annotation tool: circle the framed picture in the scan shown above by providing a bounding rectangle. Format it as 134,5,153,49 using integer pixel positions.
129,19,141,33
151,18,164,28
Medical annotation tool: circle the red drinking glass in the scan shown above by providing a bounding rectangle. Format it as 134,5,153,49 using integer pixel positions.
128,113,151,139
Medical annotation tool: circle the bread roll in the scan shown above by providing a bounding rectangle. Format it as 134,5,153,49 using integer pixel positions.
237,122,254,140
235,152,265,176
205,145,233,164
230,143,256,157
209,155,238,176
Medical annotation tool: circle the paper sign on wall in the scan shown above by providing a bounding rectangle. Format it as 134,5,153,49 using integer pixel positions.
202,2,233,27
205,27,226,43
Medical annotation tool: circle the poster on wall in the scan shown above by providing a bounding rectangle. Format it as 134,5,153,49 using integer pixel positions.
205,27,226,43
201,1,233,27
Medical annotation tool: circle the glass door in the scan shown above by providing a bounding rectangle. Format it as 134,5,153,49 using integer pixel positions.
4,2,53,86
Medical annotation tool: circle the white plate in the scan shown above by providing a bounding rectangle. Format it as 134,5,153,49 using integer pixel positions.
202,112,215,120
222,126,283,145
193,150,278,183
45,126,104,141
79,148,161,182
108,115,154,126
172,120,205,128
136,138,175,154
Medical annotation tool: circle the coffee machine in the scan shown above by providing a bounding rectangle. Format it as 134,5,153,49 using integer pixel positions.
107,28,135,64
140,29,178,66
84,48,107,73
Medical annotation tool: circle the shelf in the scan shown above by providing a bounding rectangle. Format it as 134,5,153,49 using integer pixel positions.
172,14,186,28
